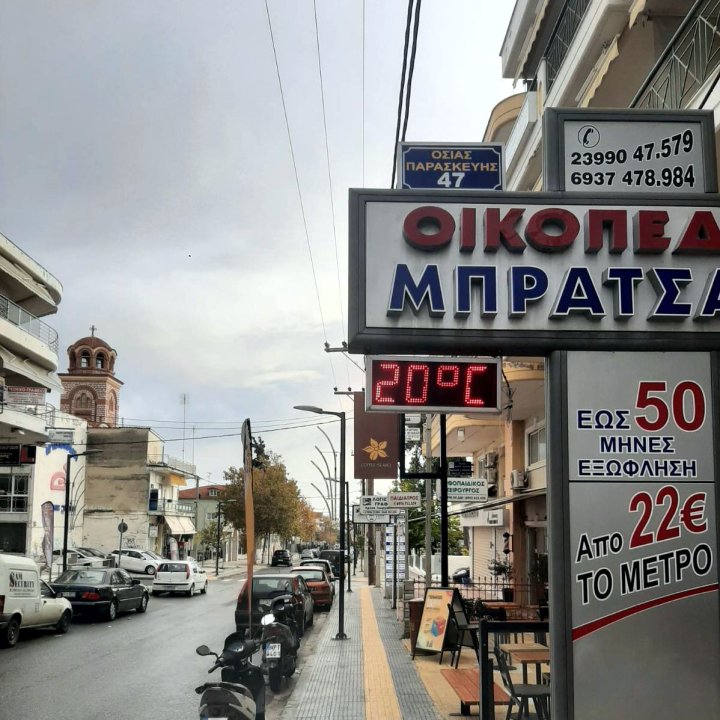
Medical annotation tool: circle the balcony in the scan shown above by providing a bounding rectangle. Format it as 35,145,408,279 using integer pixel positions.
148,498,195,516
632,0,720,109
504,92,538,173
545,0,593,90
147,452,196,478
0,292,58,353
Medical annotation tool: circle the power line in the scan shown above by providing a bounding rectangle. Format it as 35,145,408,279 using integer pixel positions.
313,1,348,390
264,0,338,390
390,0,416,188
400,0,422,143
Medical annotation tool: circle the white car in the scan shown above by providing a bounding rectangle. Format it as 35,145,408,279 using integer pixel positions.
0,555,73,648
109,549,159,575
151,560,208,596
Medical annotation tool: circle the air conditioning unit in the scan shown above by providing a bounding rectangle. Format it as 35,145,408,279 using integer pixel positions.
511,470,527,490
485,452,498,468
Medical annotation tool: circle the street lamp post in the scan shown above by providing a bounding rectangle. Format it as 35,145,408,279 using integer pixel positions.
63,450,102,573
294,404,347,641
216,499,236,576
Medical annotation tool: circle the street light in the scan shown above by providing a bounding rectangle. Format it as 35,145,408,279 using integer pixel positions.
63,450,102,572
294,404,348,641
216,499,236,575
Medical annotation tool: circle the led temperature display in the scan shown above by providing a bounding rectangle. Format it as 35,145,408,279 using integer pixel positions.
366,356,501,413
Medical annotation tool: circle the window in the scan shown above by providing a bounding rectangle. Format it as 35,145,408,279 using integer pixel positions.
526,424,546,467
95,352,106,369
0,472,29,512
209,489,218,497
80,351,90,368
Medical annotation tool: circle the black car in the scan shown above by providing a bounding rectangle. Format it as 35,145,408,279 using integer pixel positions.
235,573,314,637
318,550,344,577
270,549,292,567
51,567,149,621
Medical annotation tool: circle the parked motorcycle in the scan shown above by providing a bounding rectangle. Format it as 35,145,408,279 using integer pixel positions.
259,595,299,692
196,631,267,720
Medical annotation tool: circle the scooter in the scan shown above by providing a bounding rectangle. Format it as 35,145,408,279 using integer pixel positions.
259,595,299,693
196,631,267,720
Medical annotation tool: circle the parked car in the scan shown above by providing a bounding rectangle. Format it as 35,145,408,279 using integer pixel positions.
51,567,149,620
52,548,105,567
77,547,107,559
318,550,345,578
152,560,208,596
0,554,73,648
270,549,292,567
235,573,313,637
108,549,159,575
452,567,471,584
290,566,333,611
299,558,336,587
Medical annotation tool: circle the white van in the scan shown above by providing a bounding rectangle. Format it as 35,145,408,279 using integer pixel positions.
0,554,73,648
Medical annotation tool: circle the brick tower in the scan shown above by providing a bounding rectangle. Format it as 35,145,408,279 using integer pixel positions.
59,327,123,427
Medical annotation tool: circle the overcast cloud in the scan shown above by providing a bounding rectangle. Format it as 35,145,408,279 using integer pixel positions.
0,1,515,510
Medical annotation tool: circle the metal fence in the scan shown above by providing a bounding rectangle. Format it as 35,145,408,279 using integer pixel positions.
407,576,547,619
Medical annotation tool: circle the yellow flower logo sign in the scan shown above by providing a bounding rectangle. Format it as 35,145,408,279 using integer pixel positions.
363,438,388,461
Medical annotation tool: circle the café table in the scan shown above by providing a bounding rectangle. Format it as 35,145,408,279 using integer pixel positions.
509,648,551,684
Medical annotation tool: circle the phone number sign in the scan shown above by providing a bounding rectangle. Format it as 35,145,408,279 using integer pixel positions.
566,351,719,719
398,143,503,190
545,108,716,194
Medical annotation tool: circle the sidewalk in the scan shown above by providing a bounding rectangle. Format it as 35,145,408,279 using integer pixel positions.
208,558,500,719
280,568,469,720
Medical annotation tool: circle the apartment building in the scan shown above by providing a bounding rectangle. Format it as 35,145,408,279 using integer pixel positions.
0,231,64,555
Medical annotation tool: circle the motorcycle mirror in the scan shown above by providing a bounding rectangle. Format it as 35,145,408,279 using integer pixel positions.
261,613,275,626
195,645,214,656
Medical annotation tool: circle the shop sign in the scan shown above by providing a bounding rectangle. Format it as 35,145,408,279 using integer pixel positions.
387,492,421,508
565,351,719,718
348,192,720,354
446,478,488,503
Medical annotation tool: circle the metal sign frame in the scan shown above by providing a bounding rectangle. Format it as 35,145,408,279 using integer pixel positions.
543,108,717,193
348,189,720,356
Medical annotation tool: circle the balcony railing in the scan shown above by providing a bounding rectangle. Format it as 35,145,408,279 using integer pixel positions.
545,0,592,90
632,0,720,109
147,452,196,477
0,293,58,353
148,498,195,516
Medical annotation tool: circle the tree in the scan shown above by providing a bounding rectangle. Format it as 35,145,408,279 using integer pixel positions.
221,445,306,555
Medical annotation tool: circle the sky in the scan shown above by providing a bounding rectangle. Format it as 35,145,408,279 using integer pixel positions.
0,1,516,513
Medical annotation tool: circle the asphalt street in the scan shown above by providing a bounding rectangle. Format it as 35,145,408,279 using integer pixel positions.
0,570,329,720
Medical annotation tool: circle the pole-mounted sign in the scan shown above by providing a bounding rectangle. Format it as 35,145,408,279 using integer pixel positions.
397,142,503,190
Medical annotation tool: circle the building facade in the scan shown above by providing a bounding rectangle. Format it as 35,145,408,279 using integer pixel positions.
0,231,64,554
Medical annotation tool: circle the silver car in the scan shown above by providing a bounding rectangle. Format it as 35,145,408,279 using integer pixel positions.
109,549,159,575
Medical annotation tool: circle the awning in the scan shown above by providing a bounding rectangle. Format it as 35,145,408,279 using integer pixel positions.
576,34,621,107
409,488,546,524
164,515,197,535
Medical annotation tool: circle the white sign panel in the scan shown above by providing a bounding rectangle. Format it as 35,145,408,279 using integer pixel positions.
360,495,404,514
447,477,488,503
353,506,391,525
405,426,421,442
387,492,421,508
349,192,720,354
566,351,719,719
544,108,715,194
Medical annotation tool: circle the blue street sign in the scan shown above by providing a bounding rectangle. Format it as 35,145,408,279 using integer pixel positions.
398,143,503,190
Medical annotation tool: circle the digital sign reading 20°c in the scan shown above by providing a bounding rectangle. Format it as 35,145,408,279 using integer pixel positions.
366,356,501,413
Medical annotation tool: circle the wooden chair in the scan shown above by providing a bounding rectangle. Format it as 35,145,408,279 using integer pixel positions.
440,603,480,668
493,645,551,720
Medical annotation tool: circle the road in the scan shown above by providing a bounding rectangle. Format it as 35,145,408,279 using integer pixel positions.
0,570,329,720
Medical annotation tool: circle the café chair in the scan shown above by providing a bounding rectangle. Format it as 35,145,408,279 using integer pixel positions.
440,603,480,668
493,645,551,720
